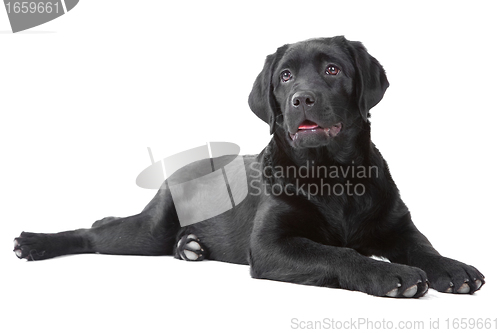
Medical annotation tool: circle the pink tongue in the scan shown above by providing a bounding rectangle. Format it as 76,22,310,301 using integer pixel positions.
298,120,319,130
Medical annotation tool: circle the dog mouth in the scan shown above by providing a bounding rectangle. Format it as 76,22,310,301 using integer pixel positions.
289,120,342,141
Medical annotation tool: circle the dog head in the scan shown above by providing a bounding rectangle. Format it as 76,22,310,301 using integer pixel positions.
248,36,389,149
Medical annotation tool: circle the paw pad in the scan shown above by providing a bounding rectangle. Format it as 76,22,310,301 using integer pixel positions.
444,278,482,294
176,234,205,261
457,280,470,294
386,280,428,298
402,284,418,297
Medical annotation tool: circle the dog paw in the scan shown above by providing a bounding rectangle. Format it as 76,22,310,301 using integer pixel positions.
175,234,206,261
347,261,429,298
423,256,485,294
14,232,52,261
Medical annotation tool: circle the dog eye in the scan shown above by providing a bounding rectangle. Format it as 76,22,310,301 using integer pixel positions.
325,65,340,75
280,70,292,82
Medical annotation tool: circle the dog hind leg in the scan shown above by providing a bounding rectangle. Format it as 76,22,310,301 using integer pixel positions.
14,183,180,260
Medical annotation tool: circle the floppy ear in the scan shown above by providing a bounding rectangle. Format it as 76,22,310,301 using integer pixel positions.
248,46,287,134
347,40,390,122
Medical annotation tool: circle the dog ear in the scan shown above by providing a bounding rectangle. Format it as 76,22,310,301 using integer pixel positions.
346,40,389,122
248,46,287,134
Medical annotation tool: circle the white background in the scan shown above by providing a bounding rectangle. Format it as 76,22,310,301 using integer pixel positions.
1,1,499,332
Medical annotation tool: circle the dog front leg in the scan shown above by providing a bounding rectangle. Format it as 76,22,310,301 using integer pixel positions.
381,220,485,295
248,207,428,298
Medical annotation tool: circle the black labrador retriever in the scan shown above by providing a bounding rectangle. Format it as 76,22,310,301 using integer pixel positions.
14,36,485,298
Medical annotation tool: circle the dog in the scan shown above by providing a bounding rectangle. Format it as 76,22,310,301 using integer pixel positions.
13,36,484,298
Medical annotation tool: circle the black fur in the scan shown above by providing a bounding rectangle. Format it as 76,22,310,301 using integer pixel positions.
13,36,484,298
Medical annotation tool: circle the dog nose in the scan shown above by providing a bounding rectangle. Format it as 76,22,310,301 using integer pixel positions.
292,91,316,109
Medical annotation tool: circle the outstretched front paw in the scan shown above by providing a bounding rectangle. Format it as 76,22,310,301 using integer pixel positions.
425,256,485,294
174,234,206,261
346,261,429,298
